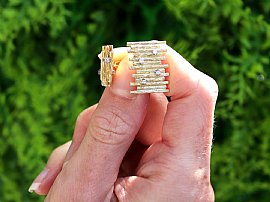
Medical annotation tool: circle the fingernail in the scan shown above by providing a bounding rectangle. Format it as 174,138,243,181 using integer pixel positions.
62,160,69,168
64,141,73,162
114,178,126,198
28,183,41,193
28,168,50,193
114,183,123,194
111,57,135,98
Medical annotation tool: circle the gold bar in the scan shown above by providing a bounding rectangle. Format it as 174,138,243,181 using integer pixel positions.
130,64,169,70
128,48,167,54
127,40,166,46
130,56,166,61
135,77,165,82
130,89,169,94
132,72,169,78
130,81,168,86
137,85,167,90
132,61,162,66
136,69,165,74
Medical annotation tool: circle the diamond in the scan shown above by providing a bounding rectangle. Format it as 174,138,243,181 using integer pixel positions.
154,69,161,75
103,57,111,63
141,78,147,85
139,57,144,64
153,49,158,55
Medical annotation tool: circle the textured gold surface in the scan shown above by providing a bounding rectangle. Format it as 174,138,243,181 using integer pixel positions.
127,41,166,46
129,64,168,70
127,40,169,94
100,45,113,86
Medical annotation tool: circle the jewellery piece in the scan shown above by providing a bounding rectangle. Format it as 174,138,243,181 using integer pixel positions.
127,40,169,94
99,45,115,87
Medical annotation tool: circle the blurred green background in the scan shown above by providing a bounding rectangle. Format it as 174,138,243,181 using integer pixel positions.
0,0,270,201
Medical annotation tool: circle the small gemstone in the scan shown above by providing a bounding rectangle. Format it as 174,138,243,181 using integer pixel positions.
139,57,144,64
141,78,147,85
154,69,161,75
103,57,111,63
153,49,158,55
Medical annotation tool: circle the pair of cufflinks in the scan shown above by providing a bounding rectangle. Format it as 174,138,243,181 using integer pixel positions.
99,40,169,94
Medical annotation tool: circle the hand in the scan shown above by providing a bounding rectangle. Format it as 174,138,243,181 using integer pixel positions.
29,45,218,201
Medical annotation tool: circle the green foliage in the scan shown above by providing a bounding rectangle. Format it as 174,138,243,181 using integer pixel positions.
0,0,269,201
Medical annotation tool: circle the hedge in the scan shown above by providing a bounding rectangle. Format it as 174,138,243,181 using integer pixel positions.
0,0,269,201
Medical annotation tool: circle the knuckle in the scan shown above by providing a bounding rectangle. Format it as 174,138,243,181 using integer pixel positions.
207,77,219,99
191,75,218,115
178,178,214,202
199,75,219,102
50,141,71,158
50,145,64,158
90,106,134,145
196,184,215,202
208,185,215,202
193,168,214,202
75,109,86,125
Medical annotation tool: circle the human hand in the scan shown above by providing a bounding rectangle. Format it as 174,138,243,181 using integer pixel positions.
29,45,218,201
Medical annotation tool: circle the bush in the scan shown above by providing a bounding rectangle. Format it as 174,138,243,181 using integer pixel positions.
0,0,269,201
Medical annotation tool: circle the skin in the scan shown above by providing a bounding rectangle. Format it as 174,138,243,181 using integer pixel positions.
29,45,218,202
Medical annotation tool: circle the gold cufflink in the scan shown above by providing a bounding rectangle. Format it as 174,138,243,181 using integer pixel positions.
127,40,169,94
99,45,120,87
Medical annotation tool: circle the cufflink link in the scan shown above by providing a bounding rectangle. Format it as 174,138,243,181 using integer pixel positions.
127,40,169,94
98,45,119,87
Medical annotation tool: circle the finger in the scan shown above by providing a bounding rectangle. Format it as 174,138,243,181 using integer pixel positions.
28,141,71,195
115,46,218,201
63,77,167,183
154,45,218,191
119,93,169,177
136,93,168,145
46,56,149,201
98,47,128,61
162,45,218,162
100,47,168,145
114,176,153,201
67,91,166,162
32,105,97,195
64,104,97,162
118,140,148,177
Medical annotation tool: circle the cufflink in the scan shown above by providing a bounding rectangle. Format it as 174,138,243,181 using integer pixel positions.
99,45,119,87
127,40,169,94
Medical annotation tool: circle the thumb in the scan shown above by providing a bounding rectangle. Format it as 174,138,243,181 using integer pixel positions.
46,56,149,201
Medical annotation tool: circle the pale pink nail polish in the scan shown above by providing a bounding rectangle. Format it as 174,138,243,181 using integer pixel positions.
28,182,41,193
28,168,49,193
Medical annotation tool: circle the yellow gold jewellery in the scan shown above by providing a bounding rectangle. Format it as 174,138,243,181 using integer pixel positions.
99,45,119,87
127,40,169,94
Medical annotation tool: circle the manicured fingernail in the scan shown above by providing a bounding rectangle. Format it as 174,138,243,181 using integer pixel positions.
28,168,49,193
111,57,135,98
28,183,41,193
